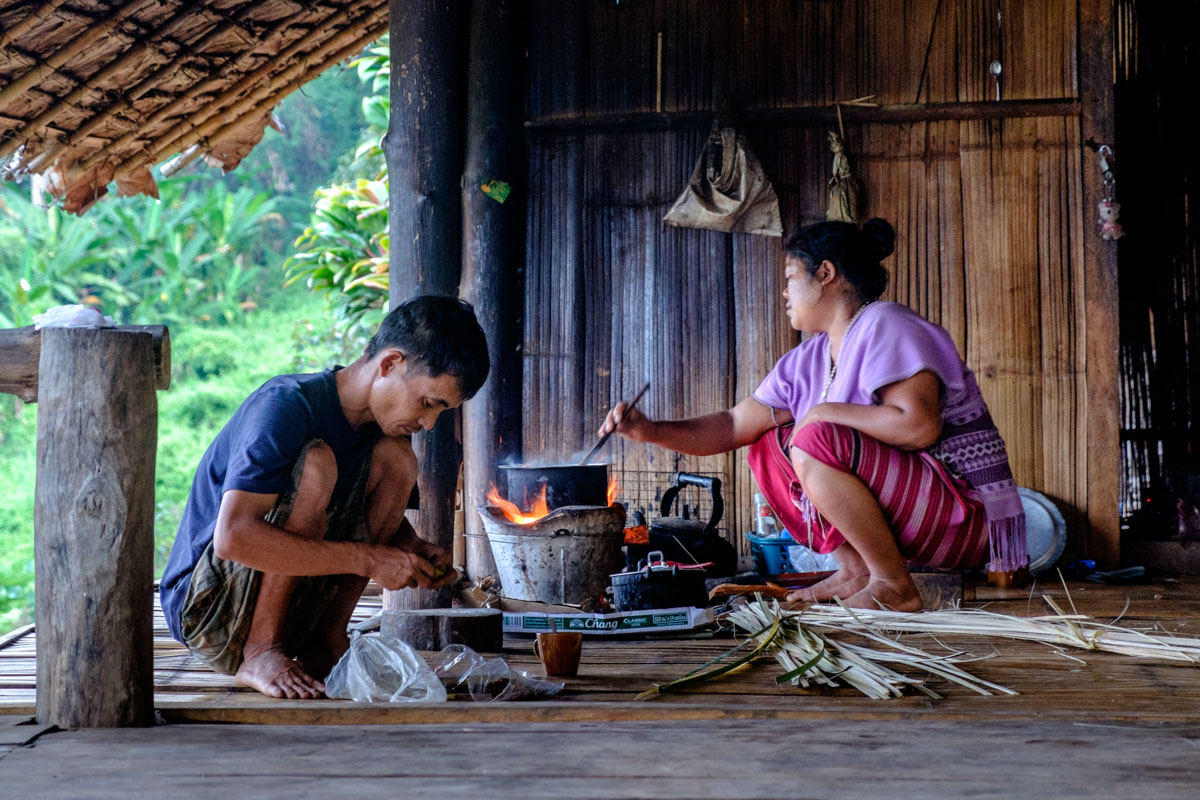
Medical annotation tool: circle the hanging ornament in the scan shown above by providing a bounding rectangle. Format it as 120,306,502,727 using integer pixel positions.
1096,144,1125,241
826,98,874,224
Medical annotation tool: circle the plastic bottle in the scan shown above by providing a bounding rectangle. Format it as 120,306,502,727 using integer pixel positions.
753,492,783,539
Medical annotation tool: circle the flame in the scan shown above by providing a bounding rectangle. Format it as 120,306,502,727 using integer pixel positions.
487,482,551,524
607,476,618,506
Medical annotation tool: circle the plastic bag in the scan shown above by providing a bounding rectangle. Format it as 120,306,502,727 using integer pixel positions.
662,121,783,236
325,631,447,703
782,542,840,573
788,544,839,572
433,644,563,702
32,304,115,330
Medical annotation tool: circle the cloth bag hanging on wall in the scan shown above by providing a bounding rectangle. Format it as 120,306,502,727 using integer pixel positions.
663,121,782,236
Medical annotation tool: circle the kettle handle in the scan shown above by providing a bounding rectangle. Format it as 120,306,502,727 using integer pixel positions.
659,472,724,535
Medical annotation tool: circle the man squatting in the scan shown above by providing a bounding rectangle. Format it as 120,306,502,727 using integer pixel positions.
159,296,491,699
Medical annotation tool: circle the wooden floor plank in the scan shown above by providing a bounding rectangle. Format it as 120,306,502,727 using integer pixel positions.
5,581,1200,725
2,719,1199,798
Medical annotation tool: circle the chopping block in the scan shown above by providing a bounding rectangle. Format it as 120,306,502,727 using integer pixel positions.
908,567,967,609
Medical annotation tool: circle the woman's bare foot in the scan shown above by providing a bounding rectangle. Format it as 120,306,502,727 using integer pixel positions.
235,646,325,699
845,575,923,612
786,568,869,603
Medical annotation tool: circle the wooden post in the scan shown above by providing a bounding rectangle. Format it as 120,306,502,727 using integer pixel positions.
1079,0,1120,568
0,325,171,402
460,0,525,582
382,0,467,636
33,328,157,727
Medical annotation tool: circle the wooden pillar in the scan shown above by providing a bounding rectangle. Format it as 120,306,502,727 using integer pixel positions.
34,328,157,727
382,0,467,632
1079,0,1120,568
460,0,526,582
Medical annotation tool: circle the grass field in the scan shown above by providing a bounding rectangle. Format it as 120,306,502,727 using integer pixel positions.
0,290,349,633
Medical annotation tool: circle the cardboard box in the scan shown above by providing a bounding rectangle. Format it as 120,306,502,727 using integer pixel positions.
501,606,714,635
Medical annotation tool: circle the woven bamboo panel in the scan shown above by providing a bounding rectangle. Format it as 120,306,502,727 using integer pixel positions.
523,0,1086,555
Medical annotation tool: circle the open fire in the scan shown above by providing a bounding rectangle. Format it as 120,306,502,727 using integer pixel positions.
486,477,619,525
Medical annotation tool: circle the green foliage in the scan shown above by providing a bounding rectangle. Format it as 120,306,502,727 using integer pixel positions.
284,179,389,344
285,36,392,345
0,176,284,328
0,187,112,327
350,37,390,168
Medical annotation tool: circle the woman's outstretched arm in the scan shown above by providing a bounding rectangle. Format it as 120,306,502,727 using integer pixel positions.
598,395,792,456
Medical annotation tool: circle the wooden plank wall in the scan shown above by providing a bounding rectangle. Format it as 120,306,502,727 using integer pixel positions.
523,0,1088,555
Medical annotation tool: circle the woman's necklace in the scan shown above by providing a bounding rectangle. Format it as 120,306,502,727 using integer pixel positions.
820,301,873,401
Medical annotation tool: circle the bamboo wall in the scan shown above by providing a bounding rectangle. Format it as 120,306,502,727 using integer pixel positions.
522,0,1089,554
1114,2,1200,520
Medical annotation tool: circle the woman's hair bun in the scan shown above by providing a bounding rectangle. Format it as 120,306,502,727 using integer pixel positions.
862,218,895,260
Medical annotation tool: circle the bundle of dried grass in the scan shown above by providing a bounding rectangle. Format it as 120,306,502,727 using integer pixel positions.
792,595,1200,664
724,601,1015,700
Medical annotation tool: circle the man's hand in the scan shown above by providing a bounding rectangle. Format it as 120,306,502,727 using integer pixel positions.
392,517,457,588
363,545,440,591
404,537,457,588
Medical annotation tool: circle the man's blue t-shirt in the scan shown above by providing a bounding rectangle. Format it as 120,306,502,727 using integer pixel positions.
159,369,382,643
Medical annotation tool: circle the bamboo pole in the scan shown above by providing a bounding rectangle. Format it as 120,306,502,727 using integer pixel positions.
525,99,1081,136
0,0,72,51
0,0,160,110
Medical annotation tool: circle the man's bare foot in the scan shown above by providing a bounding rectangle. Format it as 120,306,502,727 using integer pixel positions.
844,576,923,612
235,647,325,699
786,568,869,603
296,630,350,683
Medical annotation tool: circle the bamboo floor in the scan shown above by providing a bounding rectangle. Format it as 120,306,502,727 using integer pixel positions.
3,577,1200,724
3,578,1200,797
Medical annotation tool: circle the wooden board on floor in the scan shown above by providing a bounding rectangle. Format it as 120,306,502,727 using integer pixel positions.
2,719,1199,798
5,582,1200,725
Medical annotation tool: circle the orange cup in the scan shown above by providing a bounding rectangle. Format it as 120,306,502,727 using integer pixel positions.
533,631,583,677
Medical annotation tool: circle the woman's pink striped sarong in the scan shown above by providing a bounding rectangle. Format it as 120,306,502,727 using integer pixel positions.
747,421,989,570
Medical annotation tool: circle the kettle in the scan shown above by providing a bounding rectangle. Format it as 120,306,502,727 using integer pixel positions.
625,473,739,577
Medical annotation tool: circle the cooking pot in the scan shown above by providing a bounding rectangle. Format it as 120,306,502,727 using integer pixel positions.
500,463,610,510
610,551,709,611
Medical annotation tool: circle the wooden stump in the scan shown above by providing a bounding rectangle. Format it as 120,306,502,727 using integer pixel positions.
34,328,157,728
381,607,503,653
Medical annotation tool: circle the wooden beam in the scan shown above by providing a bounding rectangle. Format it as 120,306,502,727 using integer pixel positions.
381,0,467,636
0,325,170,403
525,99,1082,137
1079,0,1120,567
34,328,156,728
460,0,526,582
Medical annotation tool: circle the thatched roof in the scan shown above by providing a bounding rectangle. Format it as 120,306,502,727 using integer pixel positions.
0,0,387,213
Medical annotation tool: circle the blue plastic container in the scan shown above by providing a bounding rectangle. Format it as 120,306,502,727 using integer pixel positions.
745,531,796,575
